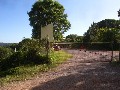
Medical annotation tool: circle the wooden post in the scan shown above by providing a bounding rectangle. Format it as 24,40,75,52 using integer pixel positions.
46,35,50,61
111,42,113,61
119,42,120,61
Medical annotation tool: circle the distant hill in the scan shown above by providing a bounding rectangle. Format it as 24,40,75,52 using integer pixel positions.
0,43,15,46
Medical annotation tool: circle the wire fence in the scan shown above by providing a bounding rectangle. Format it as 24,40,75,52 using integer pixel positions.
55,42,120,62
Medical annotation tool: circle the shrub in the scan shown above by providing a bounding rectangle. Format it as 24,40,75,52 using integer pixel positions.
0,51,26,71
9,43,18,51
17,38,40,51
1,50,50,71
25,48,50,64
17,38,50,63
0,46,13,61
0,38,51,71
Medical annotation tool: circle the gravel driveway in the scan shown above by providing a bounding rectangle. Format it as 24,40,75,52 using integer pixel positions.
1,49,120,90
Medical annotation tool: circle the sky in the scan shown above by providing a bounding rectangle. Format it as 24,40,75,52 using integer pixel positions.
0,0,120,43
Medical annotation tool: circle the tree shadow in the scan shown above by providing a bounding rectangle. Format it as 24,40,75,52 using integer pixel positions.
31,62,120,90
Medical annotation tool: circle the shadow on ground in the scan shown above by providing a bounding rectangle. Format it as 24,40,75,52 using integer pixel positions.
31,62,120,90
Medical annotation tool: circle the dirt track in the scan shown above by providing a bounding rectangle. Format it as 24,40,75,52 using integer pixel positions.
1,49,120,90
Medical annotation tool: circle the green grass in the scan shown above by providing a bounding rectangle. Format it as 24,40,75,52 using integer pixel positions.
0,50,72,86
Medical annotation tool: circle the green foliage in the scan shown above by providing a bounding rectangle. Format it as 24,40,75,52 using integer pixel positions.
0,51,26,71
25,49,50,64
65,34,83,42
0,50,72,85
28,0,71,41
118,9,120,17
18,38,50,56
17,38,48,55
98,28,120,42
9,43,18,51
0,46,13,61
75,36,83,42
83,19,120,42
0,51,50,72
65,34,77,42
0,38,51,71
17,38,39,51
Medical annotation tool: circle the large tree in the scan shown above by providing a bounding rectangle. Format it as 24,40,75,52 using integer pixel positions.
83,19,120,42
118,9,120,17
28,0,71,41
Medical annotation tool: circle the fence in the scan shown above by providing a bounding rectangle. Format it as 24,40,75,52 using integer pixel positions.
54,42,120,62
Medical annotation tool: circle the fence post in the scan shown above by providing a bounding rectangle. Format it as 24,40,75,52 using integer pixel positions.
119,42,120,61
111,42,113,61
46,35,50,64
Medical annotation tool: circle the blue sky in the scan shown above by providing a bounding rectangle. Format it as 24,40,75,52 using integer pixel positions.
0,0,120,43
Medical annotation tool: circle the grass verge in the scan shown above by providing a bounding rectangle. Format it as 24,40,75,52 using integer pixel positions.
0,50,72,86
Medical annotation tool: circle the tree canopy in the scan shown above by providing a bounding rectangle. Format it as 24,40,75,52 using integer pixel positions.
28,0,71,41
118,9,120,17
65,34,83,42
83,19,120,43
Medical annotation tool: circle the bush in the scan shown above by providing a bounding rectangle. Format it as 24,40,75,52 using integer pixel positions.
9,43,18,51
0,38,50,71
0,46,13,61
0,51,26,71
1,50,50,71
25,48,50,64
17,38,39,51
17,38,50,64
